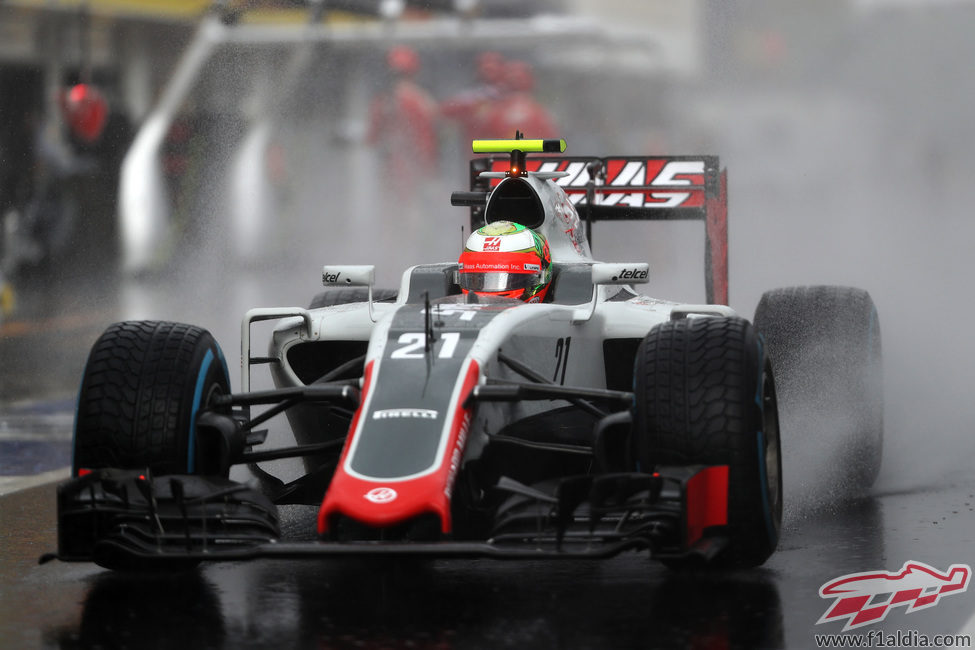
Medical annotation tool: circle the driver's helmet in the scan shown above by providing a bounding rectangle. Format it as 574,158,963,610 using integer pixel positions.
60,83,108,143
387,45,420,76
458,221,552,302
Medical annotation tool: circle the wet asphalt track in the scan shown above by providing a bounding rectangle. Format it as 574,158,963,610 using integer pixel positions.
3,268,975,649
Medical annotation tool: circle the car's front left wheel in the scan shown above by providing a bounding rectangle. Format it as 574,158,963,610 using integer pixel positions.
73,320,230,476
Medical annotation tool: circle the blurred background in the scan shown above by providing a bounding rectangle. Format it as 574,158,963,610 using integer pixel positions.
0,0,973,502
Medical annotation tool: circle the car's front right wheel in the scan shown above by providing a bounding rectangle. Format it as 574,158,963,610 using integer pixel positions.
632,316,782,568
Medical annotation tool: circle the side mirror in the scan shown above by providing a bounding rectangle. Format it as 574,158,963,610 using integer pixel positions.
322,265,375,288
573,263,651,324
321,265,377,321
591,263,650,286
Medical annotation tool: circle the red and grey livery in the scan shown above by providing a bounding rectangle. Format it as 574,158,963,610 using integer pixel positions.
46,137,881,573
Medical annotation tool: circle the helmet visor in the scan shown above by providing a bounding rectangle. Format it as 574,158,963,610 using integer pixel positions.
457,251,547,294
459,271,544,293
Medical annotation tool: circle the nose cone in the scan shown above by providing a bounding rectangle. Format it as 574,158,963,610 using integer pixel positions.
317,360,480,537
317,469,453,534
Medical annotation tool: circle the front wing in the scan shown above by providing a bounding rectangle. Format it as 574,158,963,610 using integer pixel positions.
42,464,729,568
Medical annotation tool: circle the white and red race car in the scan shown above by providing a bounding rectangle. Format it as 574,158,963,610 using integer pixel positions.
45,138,882,571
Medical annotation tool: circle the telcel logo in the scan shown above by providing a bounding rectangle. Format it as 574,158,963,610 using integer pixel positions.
615,268,649,281
323,271,342,283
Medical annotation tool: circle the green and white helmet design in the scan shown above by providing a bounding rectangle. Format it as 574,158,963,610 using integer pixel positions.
458,221,552,302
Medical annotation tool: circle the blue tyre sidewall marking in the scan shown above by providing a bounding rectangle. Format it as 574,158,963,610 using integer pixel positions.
756,430,777,546
213,341,230,390
188,348,216,473
754,334,777,546
71,368,85,475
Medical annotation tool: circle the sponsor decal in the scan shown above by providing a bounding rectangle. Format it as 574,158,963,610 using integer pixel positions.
468,262,516,271
614,267,649,281
480,222,523,236
372,408,439,420
544,184,587,254
493,157,706,211
323,271,341,283
483,236,502,251
628,295,666,308
595,159,704,209
817,561,971,631
364,487,398,504
443,411,471,499
524,263,541,272
421,304,487,322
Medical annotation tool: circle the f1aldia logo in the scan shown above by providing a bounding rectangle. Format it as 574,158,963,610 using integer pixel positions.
817,561,971,631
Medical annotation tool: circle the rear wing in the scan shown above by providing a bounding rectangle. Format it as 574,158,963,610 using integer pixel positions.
466,155,729,305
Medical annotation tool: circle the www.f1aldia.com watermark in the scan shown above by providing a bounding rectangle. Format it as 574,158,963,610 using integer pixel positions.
814,629,972,648
817,561,971,632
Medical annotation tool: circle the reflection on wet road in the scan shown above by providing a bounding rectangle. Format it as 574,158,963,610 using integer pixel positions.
43,554,780,649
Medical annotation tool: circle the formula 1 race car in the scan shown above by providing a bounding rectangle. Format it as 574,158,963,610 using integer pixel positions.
44,138,883,572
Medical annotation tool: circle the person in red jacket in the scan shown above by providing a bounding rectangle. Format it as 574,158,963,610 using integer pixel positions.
483,60,558,140
367,46,439,200
440,51,506,143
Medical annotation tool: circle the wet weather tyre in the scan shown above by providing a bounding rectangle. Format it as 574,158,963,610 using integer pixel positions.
753,286,882,489
308,288,397,309
73,321,230,477
632,317,782,568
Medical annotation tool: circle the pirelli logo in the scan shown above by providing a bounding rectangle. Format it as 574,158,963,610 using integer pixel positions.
372,408,439,420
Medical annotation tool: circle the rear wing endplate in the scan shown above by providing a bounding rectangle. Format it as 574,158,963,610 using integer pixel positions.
467,155,729,305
